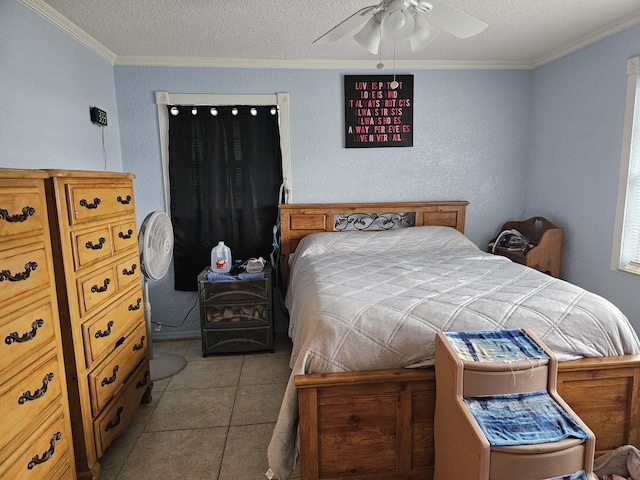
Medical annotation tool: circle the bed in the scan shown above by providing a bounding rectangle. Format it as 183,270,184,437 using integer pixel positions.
267,201,640,480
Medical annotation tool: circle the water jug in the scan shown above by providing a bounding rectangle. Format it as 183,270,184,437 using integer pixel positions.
211,241,232,273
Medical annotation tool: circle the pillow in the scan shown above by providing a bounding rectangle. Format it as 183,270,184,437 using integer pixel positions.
292,225,480,261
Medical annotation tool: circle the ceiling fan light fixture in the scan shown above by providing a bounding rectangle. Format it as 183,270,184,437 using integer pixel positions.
354,16,381,54
408,0,433,13
409,12,439,51
381,0,415,42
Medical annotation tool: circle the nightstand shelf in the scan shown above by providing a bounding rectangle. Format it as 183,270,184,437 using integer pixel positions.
197,266,274,355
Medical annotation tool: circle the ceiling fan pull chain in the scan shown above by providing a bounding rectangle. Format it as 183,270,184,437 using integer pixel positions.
391,43,399,89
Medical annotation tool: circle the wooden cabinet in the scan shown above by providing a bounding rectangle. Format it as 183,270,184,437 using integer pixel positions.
0,169,76,480
492,216,563,278
45,170,152,480
198,266,274,355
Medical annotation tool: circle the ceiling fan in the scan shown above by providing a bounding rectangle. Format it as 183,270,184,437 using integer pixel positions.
313,0,488,54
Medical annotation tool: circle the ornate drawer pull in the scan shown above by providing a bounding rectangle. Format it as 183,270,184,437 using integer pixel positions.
136,371,149,389
18,372,54,404
118,229,133,240
91,278,110,293
128,298,142,311
122,264,137,276
0,206,35,223
0,261,37,282
101,365,119,386
117,195,131,205
27,431,62,470
79,198,101,209
133,335,145,351
85,237,106,250
105,406,123,432
5,318,44,345
95,320,114,338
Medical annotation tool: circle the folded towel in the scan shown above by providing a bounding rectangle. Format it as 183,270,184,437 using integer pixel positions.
206,270,264,281
594,445,640,480
546,472,587,480
206,270,233,281
238,271,265,280
445,329,549,362
464,390,589,446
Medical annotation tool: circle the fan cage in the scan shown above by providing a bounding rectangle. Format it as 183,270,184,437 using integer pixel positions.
139,211,174,281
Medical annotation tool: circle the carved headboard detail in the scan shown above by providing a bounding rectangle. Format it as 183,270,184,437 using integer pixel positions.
278,201,469,284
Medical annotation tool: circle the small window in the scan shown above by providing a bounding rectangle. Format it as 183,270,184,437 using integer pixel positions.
612,56,640,274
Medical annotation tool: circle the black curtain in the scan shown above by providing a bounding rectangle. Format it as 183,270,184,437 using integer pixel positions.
168,105,283,291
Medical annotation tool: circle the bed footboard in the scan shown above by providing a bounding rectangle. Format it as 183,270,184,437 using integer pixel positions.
296,369,435,480
295,355,640,480
557,355,640,456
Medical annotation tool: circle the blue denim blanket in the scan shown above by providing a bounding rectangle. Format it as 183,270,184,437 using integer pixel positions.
464,390,589,446
547,471,587,480
445,329,549,362
206,270,264,281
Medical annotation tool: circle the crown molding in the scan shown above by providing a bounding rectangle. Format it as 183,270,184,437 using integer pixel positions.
533,14,640,68
19,0,116,63
114,55,533,70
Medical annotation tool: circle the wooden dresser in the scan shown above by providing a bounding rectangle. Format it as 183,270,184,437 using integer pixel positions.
0,169,76,479
45,170,152,480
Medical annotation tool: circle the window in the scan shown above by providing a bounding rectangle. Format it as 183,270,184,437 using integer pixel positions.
155,92,292,289
613,56,640,274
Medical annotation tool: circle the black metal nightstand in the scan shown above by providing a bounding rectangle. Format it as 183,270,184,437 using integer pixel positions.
197,265,274,356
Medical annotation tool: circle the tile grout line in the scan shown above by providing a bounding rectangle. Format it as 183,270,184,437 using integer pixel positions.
215,353,246,480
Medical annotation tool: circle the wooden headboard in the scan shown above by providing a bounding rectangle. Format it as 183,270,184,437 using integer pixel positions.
278,201,469,284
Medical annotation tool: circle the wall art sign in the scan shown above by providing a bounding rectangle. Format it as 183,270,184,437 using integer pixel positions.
344,74,413,148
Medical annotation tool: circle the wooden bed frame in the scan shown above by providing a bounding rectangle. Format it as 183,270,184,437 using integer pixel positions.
278,201,640,480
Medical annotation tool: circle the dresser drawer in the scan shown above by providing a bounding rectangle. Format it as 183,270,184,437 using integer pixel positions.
88,322,147,416
65,183,135,225
1,301,57,378
0,411,72,480
72,225,112,270
0,351,64,460
116,255,141,290
0,186,45,241
112,220,138,253
93,359,150,457
77,265,117,316
82,289,144,369
0,244,50,308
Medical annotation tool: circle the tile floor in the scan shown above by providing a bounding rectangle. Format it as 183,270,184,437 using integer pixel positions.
99,333,300,480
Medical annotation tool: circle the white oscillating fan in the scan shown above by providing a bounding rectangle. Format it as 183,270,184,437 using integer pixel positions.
139,211,186,380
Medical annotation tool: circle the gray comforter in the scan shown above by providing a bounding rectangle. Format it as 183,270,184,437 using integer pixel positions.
267,226,640,479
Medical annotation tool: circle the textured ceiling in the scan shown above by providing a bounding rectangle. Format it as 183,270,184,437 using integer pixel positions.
32,0,640,67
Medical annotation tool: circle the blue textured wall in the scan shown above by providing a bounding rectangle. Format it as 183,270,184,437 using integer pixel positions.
0,1,122,170
115,66,531,337
527,24,640,330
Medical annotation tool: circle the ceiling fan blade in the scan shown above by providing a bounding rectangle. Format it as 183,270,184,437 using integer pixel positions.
313,5,380,44
423,0,487,39
410,13,439,52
